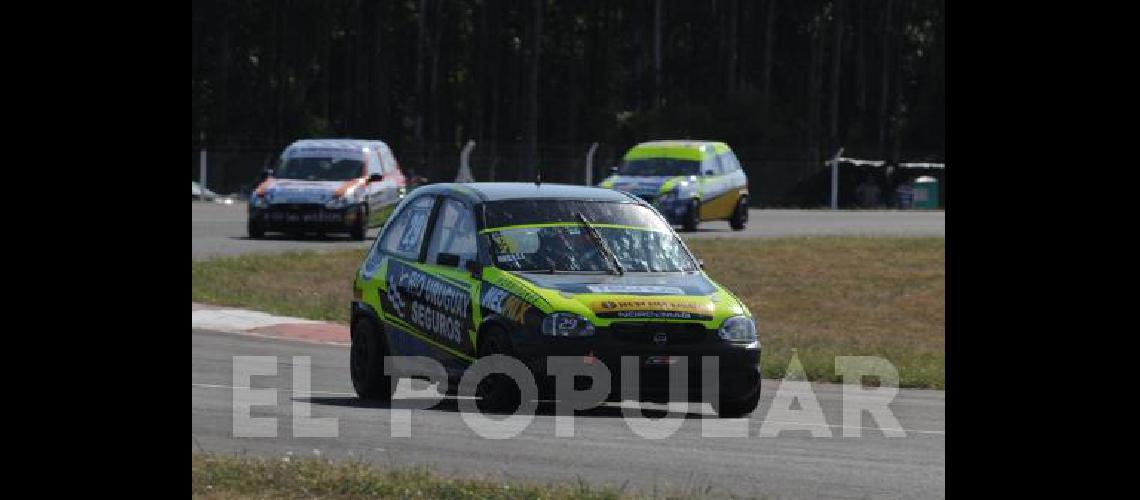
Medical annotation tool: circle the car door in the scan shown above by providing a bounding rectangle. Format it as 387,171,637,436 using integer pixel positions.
370,195,440,360
724,149,749,204
699,154,733,220
363,147,385,221
419,196,483,367
370,194,481,376
368,145,403,226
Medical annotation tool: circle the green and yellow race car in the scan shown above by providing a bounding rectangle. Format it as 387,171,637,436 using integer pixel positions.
599,140,749,232
350,182,761,417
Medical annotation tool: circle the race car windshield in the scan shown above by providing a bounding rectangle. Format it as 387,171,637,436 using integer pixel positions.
619,158,701,176
486,226,697,273
484,200,673,231
274,157,364,181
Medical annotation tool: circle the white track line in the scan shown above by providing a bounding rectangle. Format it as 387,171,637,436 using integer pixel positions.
192,308,323,332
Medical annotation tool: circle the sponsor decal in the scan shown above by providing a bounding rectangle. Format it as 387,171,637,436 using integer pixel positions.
487,275,551,311
585,284,685,295
386,260,472,348
590,297,714,321
480,286,534,324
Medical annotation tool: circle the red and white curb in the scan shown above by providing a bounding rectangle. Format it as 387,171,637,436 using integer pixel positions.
192,303,349,345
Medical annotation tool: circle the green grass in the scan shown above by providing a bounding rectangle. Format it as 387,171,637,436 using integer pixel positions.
192,237,944,388
191,453,719,499
693,237,944,389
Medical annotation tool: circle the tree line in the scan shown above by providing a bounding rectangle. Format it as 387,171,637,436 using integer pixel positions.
192,0,944,184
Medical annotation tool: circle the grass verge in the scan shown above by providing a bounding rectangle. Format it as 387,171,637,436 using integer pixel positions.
192,236,944,388
192,453,707,499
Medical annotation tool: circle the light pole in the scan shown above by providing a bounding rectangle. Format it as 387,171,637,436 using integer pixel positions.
829,147,844,210
199,131,207,194
584,142,599,186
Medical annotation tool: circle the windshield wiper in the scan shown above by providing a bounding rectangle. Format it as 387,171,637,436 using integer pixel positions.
575,212,624,276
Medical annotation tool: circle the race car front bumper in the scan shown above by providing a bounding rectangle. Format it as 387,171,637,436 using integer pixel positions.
511,322,761,403
249,203,364,232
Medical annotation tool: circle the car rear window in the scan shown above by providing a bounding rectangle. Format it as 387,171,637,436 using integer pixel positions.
482,200,671,232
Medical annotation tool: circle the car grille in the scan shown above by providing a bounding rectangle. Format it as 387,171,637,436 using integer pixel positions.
264,203,344,223
269,203,322,211
606,322,711,345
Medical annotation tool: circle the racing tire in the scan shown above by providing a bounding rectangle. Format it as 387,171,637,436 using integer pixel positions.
729,196,749,231
681,199,701,232
350,317,394,401
247,219,265,239
350,207,367,241
711,386,761,418
475,327,523,414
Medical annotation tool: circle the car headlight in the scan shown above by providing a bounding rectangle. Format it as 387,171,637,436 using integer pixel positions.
326,188,364,209
541,313,595,337
718,315,758,344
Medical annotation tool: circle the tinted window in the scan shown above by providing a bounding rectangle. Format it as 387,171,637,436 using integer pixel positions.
488,226,696,273
380,196,435,259
275,157,364,181
426,198,478,266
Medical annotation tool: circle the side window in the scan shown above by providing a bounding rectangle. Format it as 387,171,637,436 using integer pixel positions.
724,151,741,173
715,154,731,175
377,147,394,175
379,196,435,259
366,148,383,176
426,198,478,267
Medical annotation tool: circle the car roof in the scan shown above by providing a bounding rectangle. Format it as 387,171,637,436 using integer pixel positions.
411,182,640,204
285,138,391,152
623,140,730,161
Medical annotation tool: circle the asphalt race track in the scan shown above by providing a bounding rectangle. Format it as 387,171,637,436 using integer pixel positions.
192,330,945,499
193,201,944,260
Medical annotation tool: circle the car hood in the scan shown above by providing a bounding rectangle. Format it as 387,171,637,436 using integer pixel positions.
259,179,361,204
511,271,744,323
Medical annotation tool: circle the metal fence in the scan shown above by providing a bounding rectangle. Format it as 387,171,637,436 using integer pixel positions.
192,143,943,208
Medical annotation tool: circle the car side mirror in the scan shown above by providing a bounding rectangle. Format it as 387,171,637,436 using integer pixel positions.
609,166,619,174
368,173,384,183
437,252,460,267
465,260,483,278
703,170,715,176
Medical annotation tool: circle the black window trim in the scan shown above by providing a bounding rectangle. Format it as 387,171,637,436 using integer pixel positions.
416,195,446,263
